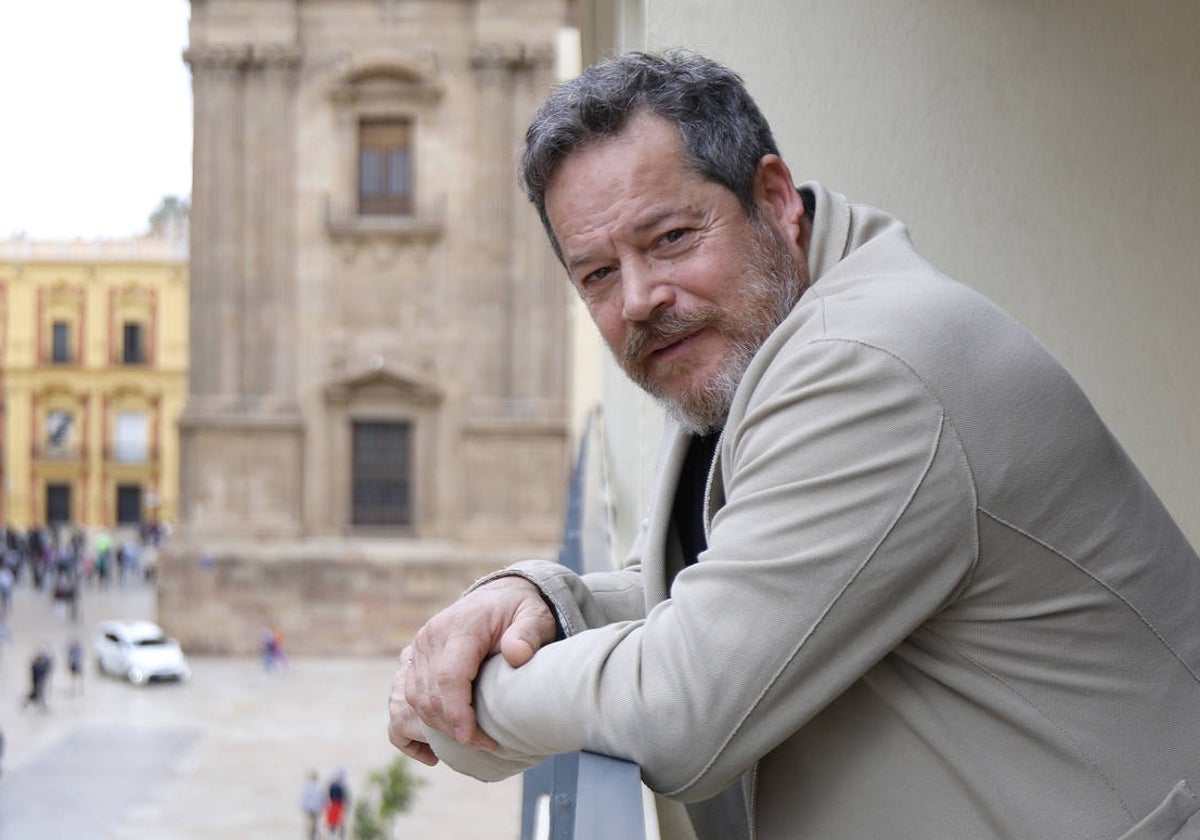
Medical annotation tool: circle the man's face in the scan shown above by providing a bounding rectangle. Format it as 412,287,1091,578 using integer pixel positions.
545,111,808,433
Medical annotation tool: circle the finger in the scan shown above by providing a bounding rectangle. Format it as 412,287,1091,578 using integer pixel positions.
401,740,440,767
388,720,440,767
406,629,451,734
394,674,490,760
432,633,498,749
389,663,440,766
388,717,440,767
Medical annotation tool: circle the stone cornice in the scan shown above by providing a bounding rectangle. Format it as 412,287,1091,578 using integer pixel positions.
178,402,305,430
184,43,303,73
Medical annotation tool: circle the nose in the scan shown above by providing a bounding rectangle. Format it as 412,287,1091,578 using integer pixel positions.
620,258,675,322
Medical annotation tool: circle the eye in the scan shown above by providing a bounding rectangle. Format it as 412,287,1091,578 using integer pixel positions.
578,265,614,288
657,228,688,246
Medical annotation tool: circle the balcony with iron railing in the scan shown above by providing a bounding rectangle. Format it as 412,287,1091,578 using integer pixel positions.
30,445,160,466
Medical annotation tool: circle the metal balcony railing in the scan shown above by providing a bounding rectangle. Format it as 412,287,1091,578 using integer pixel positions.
103,446,160,465
31,444,86,463
30,445,161,465
520,410,648,840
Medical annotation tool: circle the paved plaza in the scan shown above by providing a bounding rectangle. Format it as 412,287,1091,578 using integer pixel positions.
0,579,521,839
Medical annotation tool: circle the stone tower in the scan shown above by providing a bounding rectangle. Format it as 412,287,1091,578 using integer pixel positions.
162,0,572,654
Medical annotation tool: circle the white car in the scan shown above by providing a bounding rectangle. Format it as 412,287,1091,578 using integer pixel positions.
94,620,191,685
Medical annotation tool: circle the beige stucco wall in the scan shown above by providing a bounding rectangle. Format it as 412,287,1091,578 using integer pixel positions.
581,0,1199,555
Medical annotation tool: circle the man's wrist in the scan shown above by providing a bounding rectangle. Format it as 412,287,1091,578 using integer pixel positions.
471,570,565,642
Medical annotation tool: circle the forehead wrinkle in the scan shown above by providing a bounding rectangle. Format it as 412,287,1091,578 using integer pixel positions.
556,192,632,267
560,218,614,274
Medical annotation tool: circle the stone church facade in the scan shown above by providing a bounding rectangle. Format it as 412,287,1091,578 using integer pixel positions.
161,0,573,654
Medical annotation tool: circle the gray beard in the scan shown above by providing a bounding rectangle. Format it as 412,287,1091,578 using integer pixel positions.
628,215,808,435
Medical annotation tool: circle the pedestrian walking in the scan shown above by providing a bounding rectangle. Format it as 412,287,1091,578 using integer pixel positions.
262,624,287,674
68,639,84,694
22,648,53,712
93,530,112,588
0,562,13,623
52,566,81,623
325,768,349,839
301,769,326,839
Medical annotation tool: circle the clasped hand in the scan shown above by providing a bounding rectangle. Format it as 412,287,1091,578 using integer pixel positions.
388,576,558,766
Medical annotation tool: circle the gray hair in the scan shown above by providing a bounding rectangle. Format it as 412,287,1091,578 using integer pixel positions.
520,50,781,262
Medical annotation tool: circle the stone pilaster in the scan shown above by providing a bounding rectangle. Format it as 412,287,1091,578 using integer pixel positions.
179,43,304,540
185,45,250,402
469,43,558,412
184,44,301,408
243,45,301,407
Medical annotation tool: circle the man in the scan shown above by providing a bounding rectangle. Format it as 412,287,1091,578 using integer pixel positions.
389,51,1200,839
67,640,84,694
300,769,325,840
23,647,53,712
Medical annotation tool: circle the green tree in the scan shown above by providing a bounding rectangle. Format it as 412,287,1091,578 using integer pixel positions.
352,755,427,840
147,194,190,238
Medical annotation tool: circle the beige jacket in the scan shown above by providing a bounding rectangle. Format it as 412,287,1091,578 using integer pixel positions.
430,183,1200,839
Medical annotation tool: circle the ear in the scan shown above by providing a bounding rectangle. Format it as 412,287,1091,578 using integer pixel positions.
752,154,808,258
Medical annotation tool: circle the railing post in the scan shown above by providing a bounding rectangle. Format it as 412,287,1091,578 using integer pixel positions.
520,411,648,839
572,752,647,839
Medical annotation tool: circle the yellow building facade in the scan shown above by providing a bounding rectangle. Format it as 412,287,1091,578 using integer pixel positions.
0,237,187,529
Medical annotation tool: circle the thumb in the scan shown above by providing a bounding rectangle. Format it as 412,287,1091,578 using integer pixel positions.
499,614,547,667
499,625,540,667
498,602,557,667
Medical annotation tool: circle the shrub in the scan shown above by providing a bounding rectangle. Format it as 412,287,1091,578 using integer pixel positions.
352,756,427,840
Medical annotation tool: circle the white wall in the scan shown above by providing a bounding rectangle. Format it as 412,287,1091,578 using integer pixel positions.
586,0,1199,553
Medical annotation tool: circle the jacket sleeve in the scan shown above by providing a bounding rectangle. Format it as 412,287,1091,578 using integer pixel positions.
433,338,979,800
467,558,647,637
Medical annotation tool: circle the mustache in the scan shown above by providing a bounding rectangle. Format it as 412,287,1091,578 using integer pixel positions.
623,307,723,368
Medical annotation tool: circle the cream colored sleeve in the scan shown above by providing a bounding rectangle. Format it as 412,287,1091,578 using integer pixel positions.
432,339,978,800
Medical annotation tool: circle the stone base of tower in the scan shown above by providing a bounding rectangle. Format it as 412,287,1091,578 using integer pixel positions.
156,536,559,656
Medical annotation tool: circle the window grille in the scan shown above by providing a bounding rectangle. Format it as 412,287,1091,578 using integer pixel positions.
352,420,412,525
358,119,414,215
